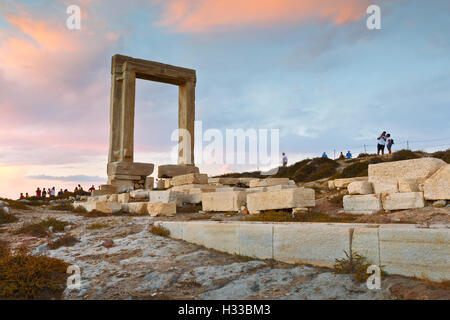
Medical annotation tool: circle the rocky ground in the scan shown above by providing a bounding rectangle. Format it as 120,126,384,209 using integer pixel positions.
1,207,449,300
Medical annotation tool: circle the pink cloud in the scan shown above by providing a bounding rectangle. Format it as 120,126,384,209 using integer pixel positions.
157,0,372,32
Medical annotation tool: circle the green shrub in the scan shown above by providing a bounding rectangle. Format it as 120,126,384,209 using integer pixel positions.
390,149,420,161
334,250,374,283
273,157,338,183
431,149,450,163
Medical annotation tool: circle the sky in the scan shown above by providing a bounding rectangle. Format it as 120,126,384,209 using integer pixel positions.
0,0,449,199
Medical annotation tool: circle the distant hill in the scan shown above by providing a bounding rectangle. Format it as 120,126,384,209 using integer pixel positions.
215,149,450,183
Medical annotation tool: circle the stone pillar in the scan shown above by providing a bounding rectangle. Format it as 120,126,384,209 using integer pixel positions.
120,69,136,162
108,72,123,163
178,80,195,165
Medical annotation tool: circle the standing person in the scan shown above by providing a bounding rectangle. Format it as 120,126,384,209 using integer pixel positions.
20,193,24,199
377,131,387,156
346,151,352,159
282,153,288,167
42,188,47,198
88,185,95,192
58,189,63,197
25,193,30,198
36,187,41,197
386,134,394,155
50,187,56,197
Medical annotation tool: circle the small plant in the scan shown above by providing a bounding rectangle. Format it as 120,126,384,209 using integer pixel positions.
0,247,69,299
87,223,109,230
329,193,345,207
48,234,79,250
245,210,358,223
334,250,373,283
149,225,170,237
15,218,69,238
0,198,30,210
49,203,76,212
0,210,18,225
0,240,9,259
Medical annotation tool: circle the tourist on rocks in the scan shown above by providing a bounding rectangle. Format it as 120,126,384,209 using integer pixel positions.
88,185,95,192
50,187,56,197
322,152,328,158
20,193,24,199
25,193,29,198
377,131,387,156
73,186,78,193
57,189,63,197
36,187,41,197
282,153,288,167
339,152,345,160
77,184,83,192
386,134,394,155
42,188,47,198
346,151,352,159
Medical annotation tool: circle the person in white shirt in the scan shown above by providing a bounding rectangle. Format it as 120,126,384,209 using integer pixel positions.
282,153,288,167
377,131,387,156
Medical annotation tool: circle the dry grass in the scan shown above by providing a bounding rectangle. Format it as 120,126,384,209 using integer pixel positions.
0,198,30,210
87,223,109,230
244,210,358,223
0,244,69,299
49,203,76,212
0,210,18,225
149,225,171,237
48,234,79,250
15,218,69,238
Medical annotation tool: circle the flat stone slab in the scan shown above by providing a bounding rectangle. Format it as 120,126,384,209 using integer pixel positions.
424,164,450,200
381,192,425,210
348,181,373,195
343,194,382,214
108,161,154,177
334,177,368,189
369,157,446,184
208,177,240,185
149,190,184,206
158,164,199,178
202,191,247,212
249,178,289,188
156,221,450,282
171,173,208,186
126,202,148,214
247,188,315,214
148,202,176,217
74,201,121,214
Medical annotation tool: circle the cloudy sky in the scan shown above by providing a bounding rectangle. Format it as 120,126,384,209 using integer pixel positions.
1,0,449,199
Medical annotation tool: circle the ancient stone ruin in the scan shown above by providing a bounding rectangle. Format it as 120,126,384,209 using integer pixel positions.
105,54,199,192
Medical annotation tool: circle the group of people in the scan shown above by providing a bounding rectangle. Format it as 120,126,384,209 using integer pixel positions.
377,131,394,155
19,184,97,200
321,151,352,159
